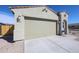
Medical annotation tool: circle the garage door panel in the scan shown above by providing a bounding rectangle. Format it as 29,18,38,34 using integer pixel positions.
25,19,56,39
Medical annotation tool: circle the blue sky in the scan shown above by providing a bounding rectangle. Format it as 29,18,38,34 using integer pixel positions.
0,5,79,24
48,5,79,24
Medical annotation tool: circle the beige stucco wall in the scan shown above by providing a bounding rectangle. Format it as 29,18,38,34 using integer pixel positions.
14,15,25,41
11,7,58,20
59,12,68,21
24,19,56,39
11,6,59,41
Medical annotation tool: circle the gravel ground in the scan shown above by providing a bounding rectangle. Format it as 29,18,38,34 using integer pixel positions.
70,30,79,43
0,38,24,53
69,30,79,37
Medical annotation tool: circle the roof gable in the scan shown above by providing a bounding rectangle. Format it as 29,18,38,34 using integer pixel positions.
11,6,58,20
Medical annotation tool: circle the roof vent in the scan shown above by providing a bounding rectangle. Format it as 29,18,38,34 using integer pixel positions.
42,8,47,12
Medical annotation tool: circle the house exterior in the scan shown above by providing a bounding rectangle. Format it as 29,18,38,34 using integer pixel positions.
10,6,68,41
0,23,14,36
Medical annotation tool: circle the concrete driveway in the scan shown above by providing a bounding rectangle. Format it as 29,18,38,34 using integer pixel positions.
24,35,79,53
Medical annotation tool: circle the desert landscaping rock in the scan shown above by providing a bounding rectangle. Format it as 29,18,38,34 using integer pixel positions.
0,39,24,53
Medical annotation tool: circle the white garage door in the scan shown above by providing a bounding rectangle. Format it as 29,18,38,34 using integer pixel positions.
25,18,56,39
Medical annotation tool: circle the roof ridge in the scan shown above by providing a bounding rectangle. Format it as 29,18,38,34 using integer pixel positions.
10,5,57,15
46,6,57,15
9,5,47,9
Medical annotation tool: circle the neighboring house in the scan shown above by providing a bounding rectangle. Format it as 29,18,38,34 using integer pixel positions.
0,23,14,36
69,23,79,30
10,6,68,41
68,23,79,36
